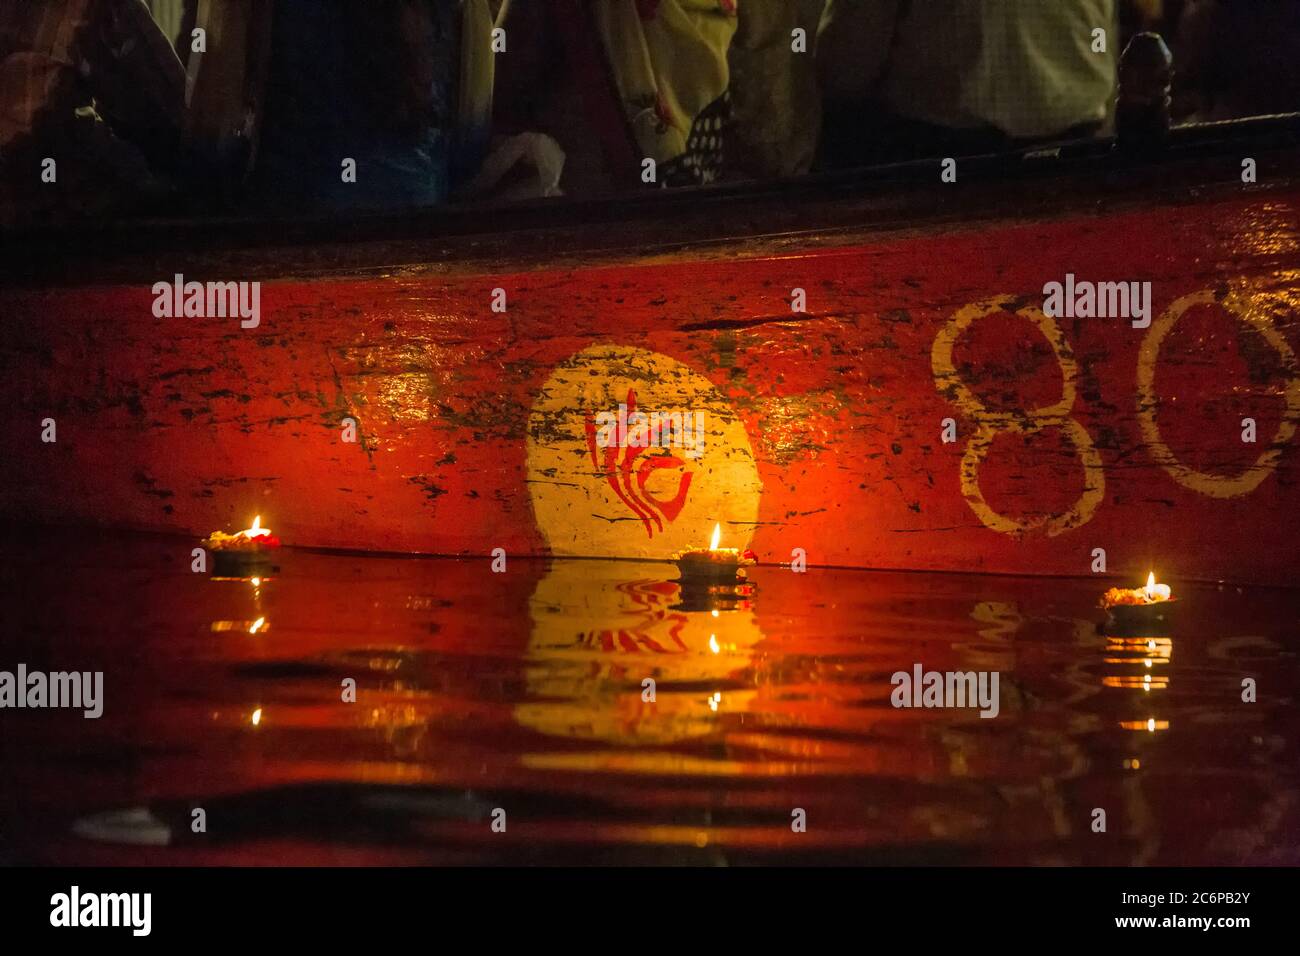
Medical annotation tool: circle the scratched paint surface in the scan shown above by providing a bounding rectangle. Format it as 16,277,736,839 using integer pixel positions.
2,191,1299,582
4,532,1298,865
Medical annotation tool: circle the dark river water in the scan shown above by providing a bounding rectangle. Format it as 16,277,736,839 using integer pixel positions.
3,531,1298,865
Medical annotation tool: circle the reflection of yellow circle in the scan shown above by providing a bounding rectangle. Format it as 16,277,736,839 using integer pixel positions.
515,561,763,746
1136,289,1300,498
932,295,1077,422
960,420,1105,537
526,345,762,558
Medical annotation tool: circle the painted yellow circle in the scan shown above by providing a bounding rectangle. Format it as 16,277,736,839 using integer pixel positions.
527,344,762,559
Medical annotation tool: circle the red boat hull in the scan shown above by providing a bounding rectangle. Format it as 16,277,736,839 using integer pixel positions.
4,187,1300,584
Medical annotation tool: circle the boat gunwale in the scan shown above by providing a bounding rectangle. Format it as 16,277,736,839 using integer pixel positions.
3,113,1299,288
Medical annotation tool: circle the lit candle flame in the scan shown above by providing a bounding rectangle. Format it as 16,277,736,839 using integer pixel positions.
248,616,265,635
709,523,721,551
251,707,263,726
1140,571,1172,603
243,515,270,540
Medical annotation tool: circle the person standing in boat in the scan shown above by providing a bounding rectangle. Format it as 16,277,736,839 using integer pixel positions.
816,0,1119,166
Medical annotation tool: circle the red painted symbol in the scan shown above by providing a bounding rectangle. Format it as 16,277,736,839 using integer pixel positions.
585,388,694,539
578,580,691,655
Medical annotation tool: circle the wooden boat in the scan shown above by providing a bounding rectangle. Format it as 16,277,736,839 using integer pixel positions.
4,116,1300,585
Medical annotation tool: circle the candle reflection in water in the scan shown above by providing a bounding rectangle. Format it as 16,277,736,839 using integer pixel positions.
25,528,1300,864
209,574,272,634
1121,717,1170,733
1104,633,1173,758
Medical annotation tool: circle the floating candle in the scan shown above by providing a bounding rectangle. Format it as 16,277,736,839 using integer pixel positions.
206,515,281,576
673,522,757,584
207,515,281,552
1101,571,1173,609
1100,571,1176,634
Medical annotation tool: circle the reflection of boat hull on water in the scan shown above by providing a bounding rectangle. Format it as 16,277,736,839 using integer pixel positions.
518,561,764,747
4,119,1300,584
7,530,1298,865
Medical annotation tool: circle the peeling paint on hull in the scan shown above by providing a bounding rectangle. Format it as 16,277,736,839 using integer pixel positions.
3,190,1299,584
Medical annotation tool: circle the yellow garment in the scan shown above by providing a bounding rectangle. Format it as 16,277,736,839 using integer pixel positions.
593,0,737,171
